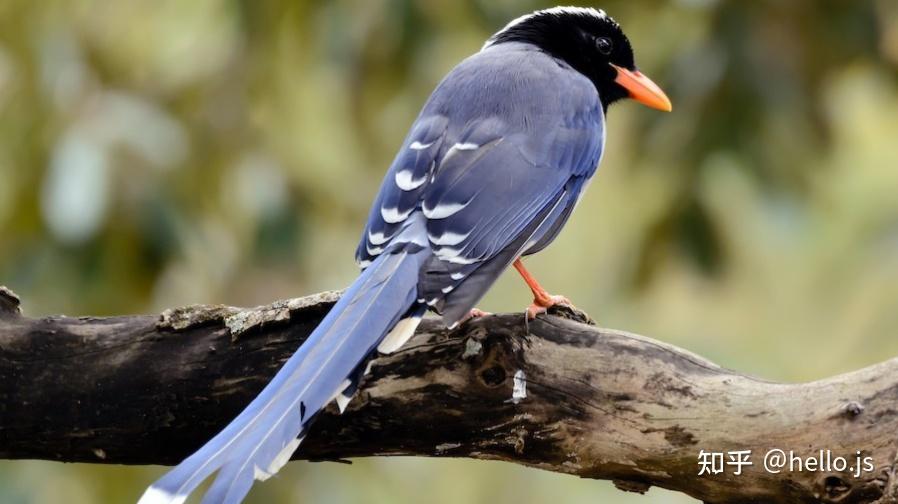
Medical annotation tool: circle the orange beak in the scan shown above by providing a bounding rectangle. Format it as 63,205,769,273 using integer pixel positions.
610,63,672,112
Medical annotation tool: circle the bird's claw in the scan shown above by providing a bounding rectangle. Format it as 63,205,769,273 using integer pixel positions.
526,294,572,320
452,308,492,329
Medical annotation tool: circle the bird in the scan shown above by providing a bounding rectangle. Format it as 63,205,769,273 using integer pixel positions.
138,6,670,504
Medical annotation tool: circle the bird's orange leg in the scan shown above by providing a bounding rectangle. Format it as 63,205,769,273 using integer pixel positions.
512,258,571,319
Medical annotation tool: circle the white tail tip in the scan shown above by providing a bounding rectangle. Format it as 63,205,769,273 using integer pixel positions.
137,486,187,504
377,315,422,354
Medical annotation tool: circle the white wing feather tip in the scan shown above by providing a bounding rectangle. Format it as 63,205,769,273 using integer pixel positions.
395,169,427,191
434,246,480,265
368,230,392,245
409,140,433,150
428,230,471,246
381,205,413,224
422,200,469,219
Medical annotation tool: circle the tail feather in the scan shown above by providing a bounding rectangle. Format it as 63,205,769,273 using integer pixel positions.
377,304,426,354
139,247,426,504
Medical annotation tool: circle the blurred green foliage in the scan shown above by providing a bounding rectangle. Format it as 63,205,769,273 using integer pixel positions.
1,1,897,503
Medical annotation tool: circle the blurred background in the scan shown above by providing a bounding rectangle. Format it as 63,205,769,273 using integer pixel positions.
1,0,897,502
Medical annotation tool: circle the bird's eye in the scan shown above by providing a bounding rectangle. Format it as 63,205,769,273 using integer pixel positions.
595,37,612,55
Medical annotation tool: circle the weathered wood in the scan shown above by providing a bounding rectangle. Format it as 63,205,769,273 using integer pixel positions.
0,286,20,316
1,286,897,504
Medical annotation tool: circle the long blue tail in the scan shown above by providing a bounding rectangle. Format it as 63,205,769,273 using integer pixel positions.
138,246,426,504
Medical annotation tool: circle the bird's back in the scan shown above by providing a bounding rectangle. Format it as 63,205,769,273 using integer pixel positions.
421,42,603,141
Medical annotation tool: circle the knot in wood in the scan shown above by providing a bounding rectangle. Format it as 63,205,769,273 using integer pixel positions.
821,475,851,501
479,364,507,387
843,401,864,418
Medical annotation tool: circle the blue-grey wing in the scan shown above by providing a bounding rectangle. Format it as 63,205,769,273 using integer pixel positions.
419,111,603,323
355,114,448,267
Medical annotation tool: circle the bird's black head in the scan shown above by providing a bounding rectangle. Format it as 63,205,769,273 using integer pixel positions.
485,7,671,112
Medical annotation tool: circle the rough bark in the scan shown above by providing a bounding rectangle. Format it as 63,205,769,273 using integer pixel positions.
1,285,897,504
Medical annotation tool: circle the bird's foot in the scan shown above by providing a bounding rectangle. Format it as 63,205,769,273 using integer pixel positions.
450,308,493,329
462,307,492,323
525,294,571,320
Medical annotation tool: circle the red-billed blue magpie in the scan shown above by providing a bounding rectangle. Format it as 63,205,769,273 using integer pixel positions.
139,7,670,504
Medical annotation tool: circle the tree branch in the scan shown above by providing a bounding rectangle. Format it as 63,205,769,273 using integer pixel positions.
1,285,897,504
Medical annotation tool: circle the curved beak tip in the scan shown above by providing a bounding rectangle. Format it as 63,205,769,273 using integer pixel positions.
610,63,672,112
